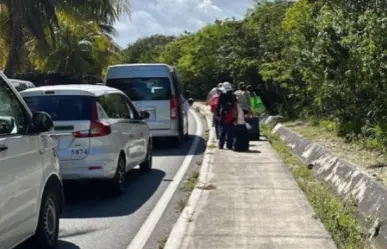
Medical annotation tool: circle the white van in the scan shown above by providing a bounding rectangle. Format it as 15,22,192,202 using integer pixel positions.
104,63,189,147
0,72,63,249
9,79,35,91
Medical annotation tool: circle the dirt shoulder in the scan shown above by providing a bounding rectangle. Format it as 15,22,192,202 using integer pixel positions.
284,120,387,184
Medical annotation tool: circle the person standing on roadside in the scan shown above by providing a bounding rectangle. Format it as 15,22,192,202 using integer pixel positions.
208,84,222,139
247,84,263,140
246,85,256,98
207,83,223,102
216,82,236,149
234,82,251,114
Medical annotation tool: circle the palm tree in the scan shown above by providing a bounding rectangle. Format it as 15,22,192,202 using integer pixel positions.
28,13,115,76
0,0,130,77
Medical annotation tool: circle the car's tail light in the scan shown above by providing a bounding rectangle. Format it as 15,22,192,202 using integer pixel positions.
170,95,177,120
72,103,111,138
72,121,111,138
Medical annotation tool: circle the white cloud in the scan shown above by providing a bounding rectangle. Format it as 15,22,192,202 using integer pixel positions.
114,0,255,47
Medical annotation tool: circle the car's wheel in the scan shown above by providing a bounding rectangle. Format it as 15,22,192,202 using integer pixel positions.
110,155,127,195
29,187,60,249
140,139,153,172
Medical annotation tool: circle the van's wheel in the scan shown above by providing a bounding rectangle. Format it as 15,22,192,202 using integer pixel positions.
140,139,153,172
29,187,60,249
110,155,127,195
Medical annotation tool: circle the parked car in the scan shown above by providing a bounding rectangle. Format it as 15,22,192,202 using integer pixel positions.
0,72,63,249
21,84,153,194
9,79,35,91
104,63,191,147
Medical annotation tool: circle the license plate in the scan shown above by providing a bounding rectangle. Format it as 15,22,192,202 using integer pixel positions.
71,149,89,156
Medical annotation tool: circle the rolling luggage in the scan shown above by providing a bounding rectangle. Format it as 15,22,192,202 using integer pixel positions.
233,124,249,152
246,117,260,140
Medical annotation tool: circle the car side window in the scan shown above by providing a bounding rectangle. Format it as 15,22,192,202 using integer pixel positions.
119,95,134,119
98,95,115,118
0,76,28,135
98,94,129,119
114,94,130,119
122,95,140,120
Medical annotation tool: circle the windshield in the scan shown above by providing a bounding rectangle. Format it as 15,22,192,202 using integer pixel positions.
23,95,93,121
106,77,171,101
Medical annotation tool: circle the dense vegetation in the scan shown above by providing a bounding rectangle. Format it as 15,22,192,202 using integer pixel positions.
0,0,129,78
120,0,387,150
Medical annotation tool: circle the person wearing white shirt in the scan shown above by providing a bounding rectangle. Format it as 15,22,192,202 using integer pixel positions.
232,95,250,151
207,83,223,102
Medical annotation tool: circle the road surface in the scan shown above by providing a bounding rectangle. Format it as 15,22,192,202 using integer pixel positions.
20,110,206,249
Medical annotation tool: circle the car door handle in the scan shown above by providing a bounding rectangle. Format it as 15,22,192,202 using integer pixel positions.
0,145,8,152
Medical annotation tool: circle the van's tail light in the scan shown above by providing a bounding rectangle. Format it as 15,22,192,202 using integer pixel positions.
72,103,111,138
170,95,177,120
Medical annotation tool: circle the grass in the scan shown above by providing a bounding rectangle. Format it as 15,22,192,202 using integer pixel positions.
181,170,200,192
157,235,168,249
285,120,387,183
176,199,188,213
262,125,373,249
207,144,217,149
175,170,200,214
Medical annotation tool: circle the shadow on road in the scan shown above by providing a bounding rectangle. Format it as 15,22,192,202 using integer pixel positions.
152,135,206,156
61,168,165,219
60,133,205,219
57,241,81,249
15,240,80,249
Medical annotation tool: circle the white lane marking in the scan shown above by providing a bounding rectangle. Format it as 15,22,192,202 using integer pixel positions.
126,110,203,249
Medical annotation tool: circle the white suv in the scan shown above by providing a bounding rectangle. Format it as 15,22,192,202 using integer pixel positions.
21,85,153,195
0,72,63,249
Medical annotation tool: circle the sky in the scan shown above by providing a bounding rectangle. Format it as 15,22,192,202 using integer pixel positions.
113,0,256,48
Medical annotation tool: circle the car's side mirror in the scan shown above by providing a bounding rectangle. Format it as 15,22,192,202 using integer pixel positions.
139,111,150,120
30,112,54,134
0,117,15,135
188,98,194,107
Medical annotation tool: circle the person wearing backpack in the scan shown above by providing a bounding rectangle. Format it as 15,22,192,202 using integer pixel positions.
215,82,236,149
208,85,222,139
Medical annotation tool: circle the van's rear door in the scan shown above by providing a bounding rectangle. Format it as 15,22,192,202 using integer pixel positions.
106,77,172,130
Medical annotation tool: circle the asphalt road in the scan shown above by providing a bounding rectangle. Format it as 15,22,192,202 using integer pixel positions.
19,110,206,249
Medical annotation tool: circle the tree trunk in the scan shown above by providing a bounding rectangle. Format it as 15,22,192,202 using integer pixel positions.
4,0,23,78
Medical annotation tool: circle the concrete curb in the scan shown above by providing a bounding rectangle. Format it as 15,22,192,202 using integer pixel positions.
163,103,216,249
270,122,387,248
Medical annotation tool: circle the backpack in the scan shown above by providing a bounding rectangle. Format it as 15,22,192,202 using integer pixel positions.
209,95,219,113
223,102,236,125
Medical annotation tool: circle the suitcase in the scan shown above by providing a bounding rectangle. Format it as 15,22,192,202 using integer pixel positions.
246,117,260,140
233,125,250,152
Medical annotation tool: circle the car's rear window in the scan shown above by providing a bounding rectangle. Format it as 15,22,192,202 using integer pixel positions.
106,77,171,101
23,95,93,121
